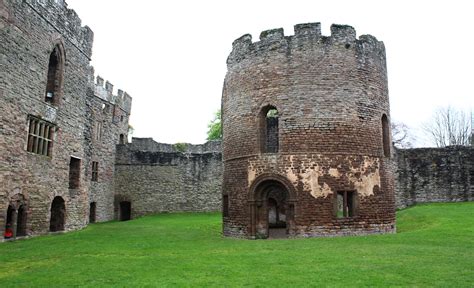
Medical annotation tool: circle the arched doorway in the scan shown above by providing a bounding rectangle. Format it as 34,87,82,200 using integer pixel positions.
249,176,296,239
50,196,65,232
4,205,15,239
119,201,131,221
16,205,27,237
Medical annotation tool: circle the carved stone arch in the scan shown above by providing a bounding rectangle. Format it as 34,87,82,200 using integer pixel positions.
249,173,297,202
248,173,296,238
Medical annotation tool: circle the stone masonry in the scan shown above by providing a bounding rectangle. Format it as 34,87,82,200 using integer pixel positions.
395,146,474,208
1,1,472,241
222,23,396,238
0,0,130,240
114,138,222,218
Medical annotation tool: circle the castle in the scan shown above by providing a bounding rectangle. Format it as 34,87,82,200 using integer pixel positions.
1,0,473,241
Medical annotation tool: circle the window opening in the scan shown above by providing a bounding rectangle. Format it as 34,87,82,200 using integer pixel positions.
382,114,390,157
260,106,279,153
27,116,54,156
45,46,63,105
91,161,98,182
69,157,81,189
336,191,356,218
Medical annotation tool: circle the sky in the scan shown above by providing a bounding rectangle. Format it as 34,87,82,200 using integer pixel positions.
66,0,473,146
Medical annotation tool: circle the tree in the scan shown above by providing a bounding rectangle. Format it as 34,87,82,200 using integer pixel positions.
206,110,222,140
391,121,413,149
422,106,472,147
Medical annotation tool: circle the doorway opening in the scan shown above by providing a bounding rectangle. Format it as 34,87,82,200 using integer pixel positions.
50,196,65,232
119,201,131,221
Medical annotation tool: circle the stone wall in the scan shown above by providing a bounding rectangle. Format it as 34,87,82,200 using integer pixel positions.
114,138,222,218
0,0,94,238
0,0,131,240
222,23,396,238
395,146,474,208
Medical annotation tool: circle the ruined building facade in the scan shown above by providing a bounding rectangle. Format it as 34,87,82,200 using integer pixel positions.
0,0,131,240
1,1,472,242
222,23,396,238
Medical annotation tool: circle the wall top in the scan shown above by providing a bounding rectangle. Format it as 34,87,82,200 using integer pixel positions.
228,22,385,65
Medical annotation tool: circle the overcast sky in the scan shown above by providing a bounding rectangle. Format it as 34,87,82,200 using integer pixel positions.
66,0,473,146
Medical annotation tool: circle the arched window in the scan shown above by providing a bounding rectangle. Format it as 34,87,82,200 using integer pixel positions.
45,45,64,105
119,134,125,144
260,106,279,153
382,114,390,157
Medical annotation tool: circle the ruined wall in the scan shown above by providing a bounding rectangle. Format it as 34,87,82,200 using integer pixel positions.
0,0,94,238
114,138,222,218
0,0,131,240
85,76,131,222
395,146,474,208
222,23,395,238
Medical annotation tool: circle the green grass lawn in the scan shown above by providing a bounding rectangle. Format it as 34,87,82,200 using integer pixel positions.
1,203,473,287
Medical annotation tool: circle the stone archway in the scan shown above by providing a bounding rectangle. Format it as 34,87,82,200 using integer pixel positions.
50,196,65,232
249,175,296,239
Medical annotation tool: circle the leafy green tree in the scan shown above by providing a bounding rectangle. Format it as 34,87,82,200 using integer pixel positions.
207,110,222,140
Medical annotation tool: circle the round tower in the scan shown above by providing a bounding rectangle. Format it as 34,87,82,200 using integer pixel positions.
222,23,395,238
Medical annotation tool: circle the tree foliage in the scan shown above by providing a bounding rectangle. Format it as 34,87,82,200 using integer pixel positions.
391,121,413,149
422,106,472,147
206,110,222,140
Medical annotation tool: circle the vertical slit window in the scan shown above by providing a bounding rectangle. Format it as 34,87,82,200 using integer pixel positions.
91,161,99,182
382,114,390,157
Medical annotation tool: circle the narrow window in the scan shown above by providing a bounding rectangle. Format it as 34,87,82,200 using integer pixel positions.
260,106,279,153
95,121,102,141
27,116,55,156
69,157,81,189
119,134,125,144
45,46,63,105
91,161,99,182
50,196,65,232
89,202,96,223
223,195,229,217
382,114,390,157
336,191,356,218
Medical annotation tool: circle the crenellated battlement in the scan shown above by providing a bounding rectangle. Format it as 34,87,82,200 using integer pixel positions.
228,22,385,66
94,76,132,114
24,0,94,57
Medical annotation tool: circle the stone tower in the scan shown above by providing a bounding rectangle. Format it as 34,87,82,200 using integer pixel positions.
222,23,396,238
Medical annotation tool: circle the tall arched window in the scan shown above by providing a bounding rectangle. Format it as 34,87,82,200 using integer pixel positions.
260,106,279,153
382,114,390,157
45,45,64,105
